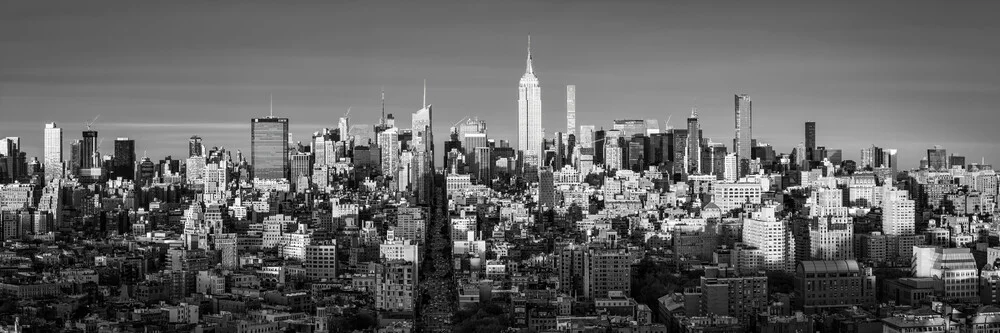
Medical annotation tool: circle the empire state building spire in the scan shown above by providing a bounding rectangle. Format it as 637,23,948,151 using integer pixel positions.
525,35,534,75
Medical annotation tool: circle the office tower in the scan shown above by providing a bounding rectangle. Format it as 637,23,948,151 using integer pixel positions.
883,149,898,175
741,204,787,271
473,146,492,186
412,85,434,205
808,206,854,261
379,128,401,185
826,149,843,165
734,94,753,176
685,109,702,174
593,130,606,166
804,122,816,161
69,140,82,177
644,119,660,135
566,85,576,136
605,139,622,171
188,135,203,157
794,142,807,170
671,129,688,175
578,125,595,148
203,163,228,203
81,130,99,169
338,116,349,142
251,116,289,180
613,119,645,138
43,123,62,183
860,145,884,169
113,138,136,181
882,188,915,235
518,35,543,161
794,260,875,313
927,145,948,171
290,152,312,181
949,154,966,170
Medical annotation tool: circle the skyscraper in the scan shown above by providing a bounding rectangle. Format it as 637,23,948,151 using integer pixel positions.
412,84,434,205
734,94,752,175
805,122,816,162
113,138,136,180
566,85,576,137
685,109,702,174
578,125,595,148
251,117,290,180
927,145,948,171
518,36,543,163
189,136,203,157
81,130,99,169
43,123,62,183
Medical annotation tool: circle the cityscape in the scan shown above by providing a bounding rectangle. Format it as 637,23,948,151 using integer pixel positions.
2,1,1000,333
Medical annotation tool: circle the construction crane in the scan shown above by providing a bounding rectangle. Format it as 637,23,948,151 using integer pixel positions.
85,114,100,131
664,114,673,131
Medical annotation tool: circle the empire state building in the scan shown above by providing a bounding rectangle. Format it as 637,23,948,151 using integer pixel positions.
518,35,542,163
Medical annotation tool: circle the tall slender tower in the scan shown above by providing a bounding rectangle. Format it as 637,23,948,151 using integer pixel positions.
685,108,702,174
734,94,753,176
251,98,290,181
518,35,543,163
805,122,816,162
566,85,576,137
43,123,63,183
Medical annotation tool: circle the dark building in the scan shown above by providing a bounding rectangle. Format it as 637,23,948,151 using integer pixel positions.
927,146,948,171
594,130,606,166
251,117,290,180
81,130,99,169
189,136,203,157
113,138,136,181
794,260,876,314
949,155,966,170
805,122,816,161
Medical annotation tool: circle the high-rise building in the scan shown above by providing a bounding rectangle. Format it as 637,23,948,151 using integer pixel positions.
566,85,576,137
860,145,884,169
686,109,702,174
251,117,289,180
927,145,948,171
882,188,915,235
734,94,753,176
69,139,82,177
613,119,645,138
43,123,62,183
724,153,738,182
742,204,787,271
805,122,816,162
579,125,595,148
518,36,543,162
538,167,555,208
113,138,136,181
81,130,99,169
412,87,434,205
189,136,203,158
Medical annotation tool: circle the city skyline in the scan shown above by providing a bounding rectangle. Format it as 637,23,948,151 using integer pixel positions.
2,0,999,168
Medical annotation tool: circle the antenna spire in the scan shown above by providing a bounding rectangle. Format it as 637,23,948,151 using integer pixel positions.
422,80,426,108
269,94,273,117
381,86,385,125
525,34,534,74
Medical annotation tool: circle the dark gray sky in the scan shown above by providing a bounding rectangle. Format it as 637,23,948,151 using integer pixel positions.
2,0,998,168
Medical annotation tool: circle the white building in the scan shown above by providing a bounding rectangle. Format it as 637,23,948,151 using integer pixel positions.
518,36,543,162
882,188,915,236
741,204,787,271
43,123,62,183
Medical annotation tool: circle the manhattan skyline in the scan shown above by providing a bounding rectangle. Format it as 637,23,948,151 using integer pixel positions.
2,0,999,168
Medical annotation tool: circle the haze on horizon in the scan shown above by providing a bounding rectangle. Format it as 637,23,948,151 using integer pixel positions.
1,0,999,168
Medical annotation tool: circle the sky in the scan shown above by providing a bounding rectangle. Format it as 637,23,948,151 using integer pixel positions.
1,0,999,168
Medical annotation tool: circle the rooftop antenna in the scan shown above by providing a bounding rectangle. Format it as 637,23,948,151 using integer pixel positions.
422,79,427,108
381,86,386,125
269,94,273,117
